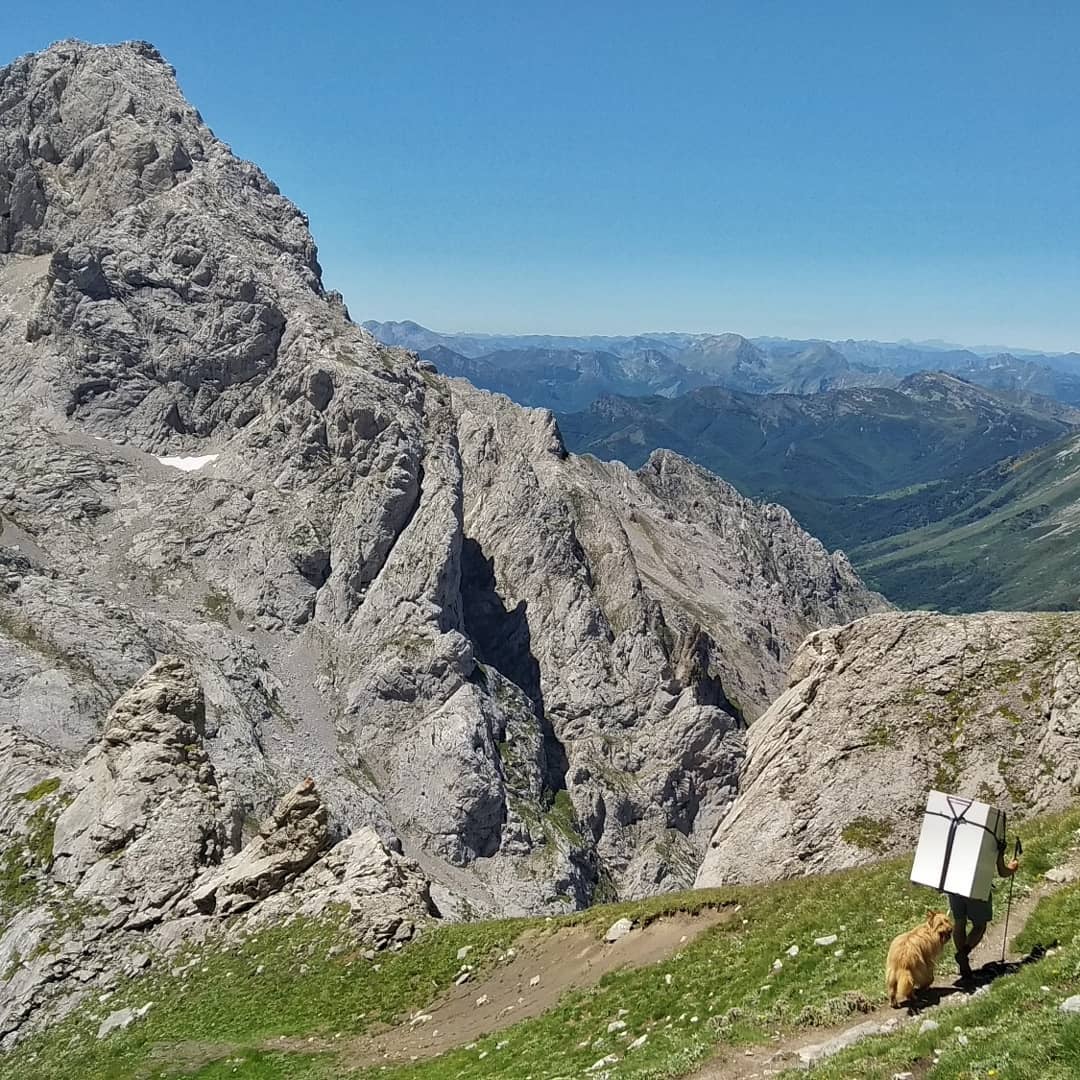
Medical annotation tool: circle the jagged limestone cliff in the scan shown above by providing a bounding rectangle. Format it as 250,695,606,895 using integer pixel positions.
0,38,887,1043
697,611,1080,886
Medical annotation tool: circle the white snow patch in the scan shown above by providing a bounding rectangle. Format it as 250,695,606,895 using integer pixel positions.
156,454,219,472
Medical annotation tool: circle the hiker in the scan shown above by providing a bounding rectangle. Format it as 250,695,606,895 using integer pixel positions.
948,841,1020,982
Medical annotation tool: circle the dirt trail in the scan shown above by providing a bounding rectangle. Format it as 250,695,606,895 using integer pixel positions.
161,906,732,1075
689,871,1067,1080
340,907,732,1069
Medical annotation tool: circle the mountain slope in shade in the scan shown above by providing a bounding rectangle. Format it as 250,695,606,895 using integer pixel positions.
849,431,1080,612
558,373,1080,531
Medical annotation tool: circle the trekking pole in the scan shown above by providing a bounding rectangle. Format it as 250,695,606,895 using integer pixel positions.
1000,837,1022,964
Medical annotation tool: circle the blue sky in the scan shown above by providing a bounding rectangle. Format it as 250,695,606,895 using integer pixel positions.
7,2,1080,350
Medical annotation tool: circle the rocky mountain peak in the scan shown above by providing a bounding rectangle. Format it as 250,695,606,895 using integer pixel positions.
0,40,887,1043
2,38,331,447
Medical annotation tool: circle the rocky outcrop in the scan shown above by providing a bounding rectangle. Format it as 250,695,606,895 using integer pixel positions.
238,826,437,949
190,776,331,915
0,36,884,934
50,657,231,927
697,612,1080,886
0,663,435,1046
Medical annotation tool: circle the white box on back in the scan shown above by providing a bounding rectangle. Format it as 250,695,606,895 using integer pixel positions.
910,791,1006,901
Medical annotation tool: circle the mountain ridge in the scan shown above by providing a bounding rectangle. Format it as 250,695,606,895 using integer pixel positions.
364,319,1080,407
558,372,1079,521
0,40,884,1043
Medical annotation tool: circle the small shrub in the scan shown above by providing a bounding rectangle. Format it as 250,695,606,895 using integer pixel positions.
841,816,894,854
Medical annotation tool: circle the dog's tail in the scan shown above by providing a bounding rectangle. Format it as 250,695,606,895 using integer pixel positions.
890,968,915,1007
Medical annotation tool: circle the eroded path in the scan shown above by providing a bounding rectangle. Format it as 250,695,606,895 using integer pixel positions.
161,906,733,1075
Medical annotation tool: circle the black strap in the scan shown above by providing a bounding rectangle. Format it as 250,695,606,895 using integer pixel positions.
936,798,970,891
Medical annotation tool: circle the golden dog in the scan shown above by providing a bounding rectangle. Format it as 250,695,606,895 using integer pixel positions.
885,910,954,1007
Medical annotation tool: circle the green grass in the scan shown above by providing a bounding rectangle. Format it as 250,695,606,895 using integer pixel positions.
1,794,63,918
200,588,235,626
367,808,1079,1080
0,892,723,1080
6,808,1080,1080
0,845,36,916
806,850,1080,1078
841,817,894,855
18,777,61,802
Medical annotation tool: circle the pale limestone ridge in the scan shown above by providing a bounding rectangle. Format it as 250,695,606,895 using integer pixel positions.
697,611,1080,886
0,39,882,922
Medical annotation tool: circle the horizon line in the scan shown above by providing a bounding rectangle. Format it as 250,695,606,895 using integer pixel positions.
361,318,1080,358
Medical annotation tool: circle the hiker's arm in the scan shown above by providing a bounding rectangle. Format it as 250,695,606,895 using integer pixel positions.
998,849,1019,876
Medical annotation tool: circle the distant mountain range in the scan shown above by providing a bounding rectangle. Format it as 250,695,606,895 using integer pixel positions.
366,321,1080,613
364,320,1080,409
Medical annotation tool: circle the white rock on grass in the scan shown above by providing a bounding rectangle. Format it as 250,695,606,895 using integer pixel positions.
97,1002,152,1039
588,1055,619,1072
605,918,633,943
919,1018,940,1034
1046,867,1079,884
456,945,473,961
607,1020,626,1033
627,1033,648,1051
1060,995,1080,1014
797,1020,883,1065
815,934,838,946
786,944,799,957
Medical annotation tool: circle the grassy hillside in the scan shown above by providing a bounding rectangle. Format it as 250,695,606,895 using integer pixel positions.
811,868,1080,1079
6,807,1080,1080
849,433,1080,612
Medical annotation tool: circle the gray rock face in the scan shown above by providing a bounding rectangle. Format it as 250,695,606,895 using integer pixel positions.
697,612,1080,886
0,36,883,939
51,656,231,927
0,661,435,1046
190,776,331,915
236,825,437,949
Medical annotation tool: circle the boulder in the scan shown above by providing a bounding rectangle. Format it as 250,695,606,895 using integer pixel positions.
604,917,634,943
190,777,331,915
